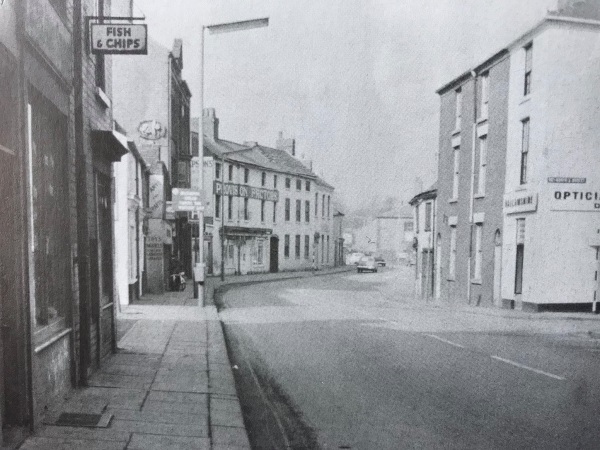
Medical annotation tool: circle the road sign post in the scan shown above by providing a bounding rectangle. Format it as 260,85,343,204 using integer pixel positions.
172,188,204,303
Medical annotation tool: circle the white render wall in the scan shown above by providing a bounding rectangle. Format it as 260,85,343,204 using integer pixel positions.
113,156,130,306
502,20,600,305
206,159,335,275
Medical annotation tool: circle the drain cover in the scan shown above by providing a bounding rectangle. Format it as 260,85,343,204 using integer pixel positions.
55,412,112,428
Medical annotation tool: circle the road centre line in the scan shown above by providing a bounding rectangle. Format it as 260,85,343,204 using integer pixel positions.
423,334,565,380
490,355,565,381
424,334,465,348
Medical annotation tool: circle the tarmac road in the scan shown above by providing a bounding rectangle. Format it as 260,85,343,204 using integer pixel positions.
218,266,600,449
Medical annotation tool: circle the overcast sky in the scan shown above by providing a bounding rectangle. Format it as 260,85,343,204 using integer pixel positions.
133,0,558,211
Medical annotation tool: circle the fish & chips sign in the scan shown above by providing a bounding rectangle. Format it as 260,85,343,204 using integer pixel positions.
91,23,147,55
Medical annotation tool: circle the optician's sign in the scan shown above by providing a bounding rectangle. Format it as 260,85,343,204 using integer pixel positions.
214,181,279,202
550,187,600,212
91,23,147,54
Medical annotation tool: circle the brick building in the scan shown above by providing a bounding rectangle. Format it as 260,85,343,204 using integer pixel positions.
436,50,509,307
0,0,128,441
435,2,600,311
201,109,336,275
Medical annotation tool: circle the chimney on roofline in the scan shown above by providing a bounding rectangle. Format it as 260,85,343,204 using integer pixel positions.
276,131,295,157
203,108,219,141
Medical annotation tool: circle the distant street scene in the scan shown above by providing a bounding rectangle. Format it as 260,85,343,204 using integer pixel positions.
2,0,600,448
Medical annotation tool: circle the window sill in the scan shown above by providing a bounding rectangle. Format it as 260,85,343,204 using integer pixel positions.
515,184,528,191
476,116,488,125
448,198,458,204
96,87,111,109
520,95,531,105
451,127,461,136
474,193,485,199
34,320,71,354
447,277,456,282
471,278,482,285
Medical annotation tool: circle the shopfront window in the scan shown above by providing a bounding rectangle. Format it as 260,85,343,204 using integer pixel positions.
28,88,70,331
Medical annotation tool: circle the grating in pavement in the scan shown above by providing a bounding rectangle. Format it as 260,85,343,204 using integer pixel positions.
54,412,112,428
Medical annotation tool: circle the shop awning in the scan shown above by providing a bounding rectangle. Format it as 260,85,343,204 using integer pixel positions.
91,129,129,162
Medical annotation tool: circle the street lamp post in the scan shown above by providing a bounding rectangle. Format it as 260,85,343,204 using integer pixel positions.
196,17,269,286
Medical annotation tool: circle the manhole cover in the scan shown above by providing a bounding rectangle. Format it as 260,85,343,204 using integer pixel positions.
55,412,112,428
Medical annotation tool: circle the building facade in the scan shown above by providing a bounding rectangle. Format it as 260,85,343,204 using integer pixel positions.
201,109,336,276
501,14,600,311
436,7,600,311
0,0,128,440
436,50,510,307
113,136,149,306
112,37,192,294
410,185,438,299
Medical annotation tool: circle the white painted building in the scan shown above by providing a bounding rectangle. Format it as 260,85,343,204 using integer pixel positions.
409,185,438,299
113,137,149,305
501,14,600,311
200,109,336,276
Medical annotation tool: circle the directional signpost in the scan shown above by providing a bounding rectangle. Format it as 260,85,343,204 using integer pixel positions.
172,188,204,302
172,188,202,211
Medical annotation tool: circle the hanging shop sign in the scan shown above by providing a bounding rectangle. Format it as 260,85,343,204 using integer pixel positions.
138,120,166,141
91,23,147,55
214,181,279,202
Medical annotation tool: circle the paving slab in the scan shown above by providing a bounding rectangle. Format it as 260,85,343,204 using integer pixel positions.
145,390,208,405
211,425,252,447
110,419,209,437
142,399,208,416
127,433,210,450
107,408,208,426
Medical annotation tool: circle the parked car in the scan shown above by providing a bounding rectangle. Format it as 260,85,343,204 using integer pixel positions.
357,256,378,273
346,252,365,265
374,255,386,267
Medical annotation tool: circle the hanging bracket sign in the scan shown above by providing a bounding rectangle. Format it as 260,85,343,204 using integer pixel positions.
90,21,148,55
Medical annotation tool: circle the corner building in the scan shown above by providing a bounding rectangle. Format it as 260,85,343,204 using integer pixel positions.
436,9,600,311
201,109,336,276
501,14,600,311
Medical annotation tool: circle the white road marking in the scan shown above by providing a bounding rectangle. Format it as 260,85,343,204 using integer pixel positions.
490,355,565,381
424,334,465,348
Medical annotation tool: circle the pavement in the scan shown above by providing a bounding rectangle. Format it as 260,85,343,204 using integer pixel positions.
17,266,352,450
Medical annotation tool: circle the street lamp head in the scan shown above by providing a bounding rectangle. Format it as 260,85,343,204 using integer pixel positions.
206,17,269,35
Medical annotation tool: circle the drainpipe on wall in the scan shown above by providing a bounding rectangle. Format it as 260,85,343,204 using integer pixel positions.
467,70,477,305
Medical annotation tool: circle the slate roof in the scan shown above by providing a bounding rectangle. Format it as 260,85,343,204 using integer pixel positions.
203,137,331,184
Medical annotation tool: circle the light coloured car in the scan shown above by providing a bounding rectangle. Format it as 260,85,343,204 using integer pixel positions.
346,252,365,265
357,256,378,273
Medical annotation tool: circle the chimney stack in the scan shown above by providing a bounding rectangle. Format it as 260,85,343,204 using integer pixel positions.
276,131,296,157
203,108,219,141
